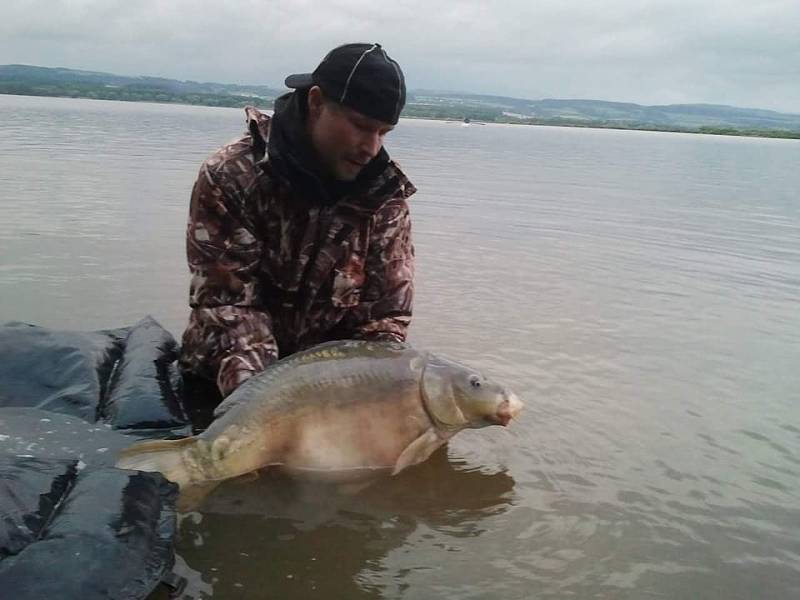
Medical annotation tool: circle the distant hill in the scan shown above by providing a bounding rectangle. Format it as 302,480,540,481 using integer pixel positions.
2,64,799,138
408,91,800,135
0,64,281,108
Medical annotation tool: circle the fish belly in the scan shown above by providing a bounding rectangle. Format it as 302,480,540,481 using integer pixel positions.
277,388,431,482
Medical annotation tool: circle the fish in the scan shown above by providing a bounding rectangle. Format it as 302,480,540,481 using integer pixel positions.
115,340,523,495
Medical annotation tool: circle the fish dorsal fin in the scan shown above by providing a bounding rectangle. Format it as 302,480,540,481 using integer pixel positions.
213,388,249,419
212,340,411,420
211,358,295,419
392,428,447,476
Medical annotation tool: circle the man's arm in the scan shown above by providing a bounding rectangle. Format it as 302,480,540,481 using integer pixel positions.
179,158,278,396
342,197,415,341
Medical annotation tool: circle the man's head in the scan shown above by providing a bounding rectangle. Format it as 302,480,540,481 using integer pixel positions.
285,43,406,181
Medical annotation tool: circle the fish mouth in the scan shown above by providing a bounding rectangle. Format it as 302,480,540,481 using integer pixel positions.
487,392,524,426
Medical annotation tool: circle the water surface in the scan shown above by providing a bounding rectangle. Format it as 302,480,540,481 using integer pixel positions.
2,95,799,599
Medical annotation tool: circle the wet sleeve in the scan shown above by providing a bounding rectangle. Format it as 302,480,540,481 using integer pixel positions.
179,161,278,396
346,197,415,342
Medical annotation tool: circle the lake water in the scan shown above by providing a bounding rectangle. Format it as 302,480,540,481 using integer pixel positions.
1,94,799,599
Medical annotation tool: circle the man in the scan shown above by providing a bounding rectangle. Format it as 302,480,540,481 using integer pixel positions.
179,43,416,401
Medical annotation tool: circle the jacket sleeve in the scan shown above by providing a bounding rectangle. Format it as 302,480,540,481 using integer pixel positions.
179,158,278,396
344,197,415,342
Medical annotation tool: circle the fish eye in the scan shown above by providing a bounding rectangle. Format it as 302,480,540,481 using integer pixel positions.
469,375,481,388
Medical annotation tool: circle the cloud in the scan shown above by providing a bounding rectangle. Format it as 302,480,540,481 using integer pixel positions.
1,0,798,112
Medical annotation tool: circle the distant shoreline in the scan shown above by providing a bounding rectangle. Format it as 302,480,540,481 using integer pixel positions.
400,114,800,140
2,90,799,141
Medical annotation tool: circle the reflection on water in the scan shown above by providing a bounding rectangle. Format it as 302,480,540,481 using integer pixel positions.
175,448,515,599
2,95,800,598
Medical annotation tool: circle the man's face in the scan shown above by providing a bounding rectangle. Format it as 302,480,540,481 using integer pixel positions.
307,89,394,181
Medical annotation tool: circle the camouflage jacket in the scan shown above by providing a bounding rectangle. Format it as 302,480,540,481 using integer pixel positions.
179,101,416,396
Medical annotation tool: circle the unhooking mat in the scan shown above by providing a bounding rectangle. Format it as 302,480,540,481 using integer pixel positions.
0,316,192,599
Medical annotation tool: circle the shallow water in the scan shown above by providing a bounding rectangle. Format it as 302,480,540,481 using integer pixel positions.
2,95,800,599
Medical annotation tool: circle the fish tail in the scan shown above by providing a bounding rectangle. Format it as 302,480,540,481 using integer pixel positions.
116,437,198,489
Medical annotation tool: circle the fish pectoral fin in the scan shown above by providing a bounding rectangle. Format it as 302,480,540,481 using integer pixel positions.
392,429,446,476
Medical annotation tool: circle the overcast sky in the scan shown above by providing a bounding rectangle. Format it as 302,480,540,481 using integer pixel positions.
2,0,799,113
